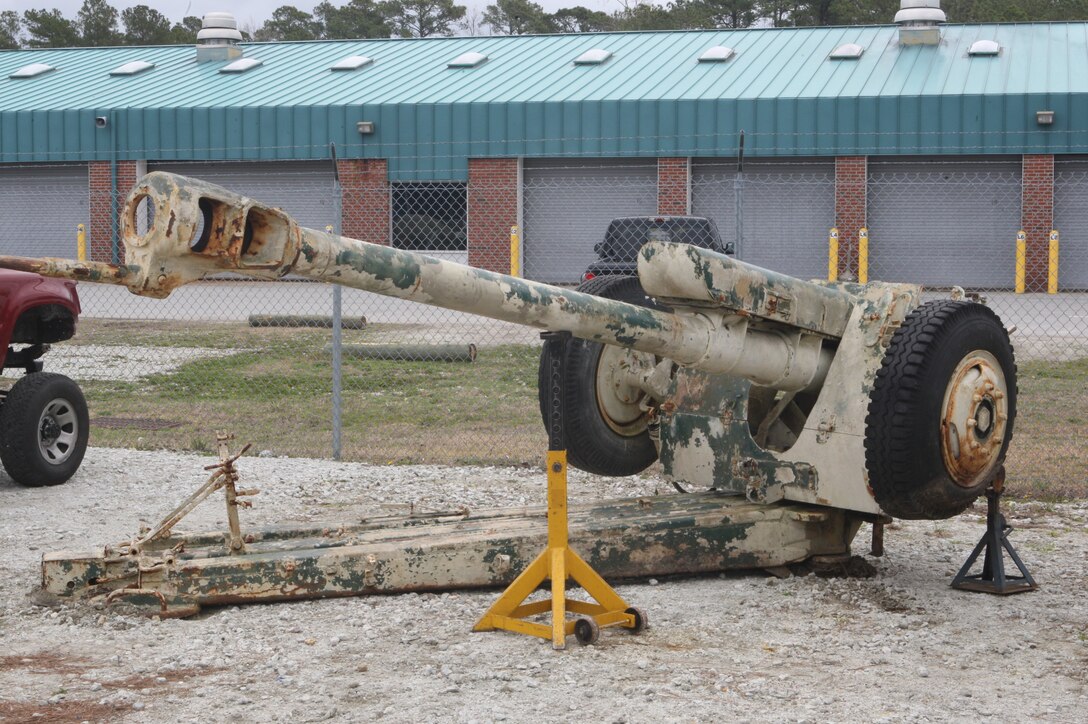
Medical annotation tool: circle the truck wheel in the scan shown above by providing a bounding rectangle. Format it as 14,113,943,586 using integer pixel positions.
0,372,89,487
537,275,662,477
864,301,1016,520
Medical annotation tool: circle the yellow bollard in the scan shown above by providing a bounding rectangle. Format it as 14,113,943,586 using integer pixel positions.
1015,231,1026,294
828,228,839,282
77,223,87,262
858,227,869,284
1048,230,1059,294
509,225,520,278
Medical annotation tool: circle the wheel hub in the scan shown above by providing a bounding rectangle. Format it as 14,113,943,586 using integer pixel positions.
37,398,78,465
595,346,654,436
940,351,1008,488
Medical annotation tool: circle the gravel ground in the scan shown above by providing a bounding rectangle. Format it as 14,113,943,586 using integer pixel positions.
1,447,1086,723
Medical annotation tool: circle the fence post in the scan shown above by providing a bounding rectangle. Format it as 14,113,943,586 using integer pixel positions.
328,142,344,462
1048,230,1059,294
510,225,520,277
77,223,87,261
828,228,839,282
857,227,868,284
1015,230,1027,294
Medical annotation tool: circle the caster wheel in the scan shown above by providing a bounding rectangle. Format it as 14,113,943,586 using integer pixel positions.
625,606,649,634
573,617,600,645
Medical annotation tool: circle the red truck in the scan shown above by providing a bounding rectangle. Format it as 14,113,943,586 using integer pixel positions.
0,269,88,486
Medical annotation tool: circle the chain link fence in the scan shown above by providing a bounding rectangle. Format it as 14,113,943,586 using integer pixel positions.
1,153,1085,497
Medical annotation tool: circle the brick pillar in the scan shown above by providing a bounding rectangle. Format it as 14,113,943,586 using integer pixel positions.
467,158,519,273
88,160,137,262
657,158,690,215
1021,154,1054,292
337,159,390,245
835,156,867,280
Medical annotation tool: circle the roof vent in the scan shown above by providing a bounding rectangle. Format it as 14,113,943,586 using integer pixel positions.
830,43,864,60
698,46,735,63
574,48,612,65
331,55,373,71
895,0,945,46
9,62,56,79
448,51,488,68
197,11,244,63
110,60,155,76
968,39,1001,56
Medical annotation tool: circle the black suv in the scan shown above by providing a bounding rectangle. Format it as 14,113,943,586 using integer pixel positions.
582,216,732,282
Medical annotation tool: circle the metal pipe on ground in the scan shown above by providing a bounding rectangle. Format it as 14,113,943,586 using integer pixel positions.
249,314,367,329
324,343,478,362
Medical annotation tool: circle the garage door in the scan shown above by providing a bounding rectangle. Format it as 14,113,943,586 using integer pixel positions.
522,159,657,283
691,160,834,279
1054,160,1088,290
0,164,88,257
867,159,1021,288
150,161,338,232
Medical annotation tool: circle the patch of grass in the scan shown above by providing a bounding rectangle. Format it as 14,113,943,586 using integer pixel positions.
70,322,1088,500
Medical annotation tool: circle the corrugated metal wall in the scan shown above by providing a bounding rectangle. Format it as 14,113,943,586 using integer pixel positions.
691,159,834,279
1054,159,1088,290
148,161,339,231
867,158,1022,288
0,164,87,257
522,159,657,283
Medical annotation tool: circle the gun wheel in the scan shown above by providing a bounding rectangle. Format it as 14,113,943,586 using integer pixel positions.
864,301,1017,520
537,275,662,477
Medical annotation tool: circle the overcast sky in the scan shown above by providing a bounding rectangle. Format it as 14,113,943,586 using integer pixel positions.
6,0,621,34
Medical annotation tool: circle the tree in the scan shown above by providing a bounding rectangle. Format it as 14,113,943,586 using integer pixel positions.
77,0,121,46
169,16,202,44
482,0,556,34
611,1,680,31
381,0,467,37
122,4,172,45
315,0,391,39
550,6,614,33
681,0,759,28
23,9,80,48
0,10,23,49
257,6,322,41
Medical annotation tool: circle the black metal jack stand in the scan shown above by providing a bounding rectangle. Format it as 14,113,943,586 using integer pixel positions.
951,471,1038,595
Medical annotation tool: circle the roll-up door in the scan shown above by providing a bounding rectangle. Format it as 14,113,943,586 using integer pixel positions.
867,159,1021,288
691,159,834,279
0,164,88,257
1054,159,1088,290
522,159,657,283
149,161,338,232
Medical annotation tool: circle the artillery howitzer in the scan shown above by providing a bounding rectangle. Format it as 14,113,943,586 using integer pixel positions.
3,173,1018,615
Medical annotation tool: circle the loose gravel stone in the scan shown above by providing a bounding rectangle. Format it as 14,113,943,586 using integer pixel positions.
0,447,1085,722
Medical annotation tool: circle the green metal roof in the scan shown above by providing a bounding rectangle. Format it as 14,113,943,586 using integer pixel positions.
1,23,1086,180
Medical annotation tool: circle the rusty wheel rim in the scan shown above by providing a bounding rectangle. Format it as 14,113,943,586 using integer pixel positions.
940,350,1009,488
595,345,651,436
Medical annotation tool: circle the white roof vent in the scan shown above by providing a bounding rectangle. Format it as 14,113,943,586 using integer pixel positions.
698,46,736,63
197,11,242,44
894,0,946,24
110,60,155,76
220,57,263,74
331,55,373,71
830,43,864,60
448,51,488,68
969,39,1001,56
10,63,56,79
574,48,612,65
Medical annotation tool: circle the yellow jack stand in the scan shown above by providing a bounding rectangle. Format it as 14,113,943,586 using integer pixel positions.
473,449,648,649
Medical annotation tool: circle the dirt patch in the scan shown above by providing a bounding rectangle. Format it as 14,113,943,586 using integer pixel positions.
0,653,89,676
0,698,120,724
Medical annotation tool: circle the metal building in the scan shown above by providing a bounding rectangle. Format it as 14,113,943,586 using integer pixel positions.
0,4,1084,288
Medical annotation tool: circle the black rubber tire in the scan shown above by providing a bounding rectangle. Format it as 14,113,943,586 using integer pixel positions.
537,275,662,477
0,372,89,487
864,301,1016,520
573,617,600,645
625,606,649,634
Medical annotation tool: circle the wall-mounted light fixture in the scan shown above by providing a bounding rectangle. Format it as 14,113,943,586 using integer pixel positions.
95,115,109,128
356,121,375,135
1036,110,1055,126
